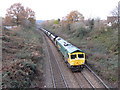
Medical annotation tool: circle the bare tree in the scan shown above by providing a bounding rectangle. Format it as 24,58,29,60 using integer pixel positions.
111,4,120,26
111,6,118,16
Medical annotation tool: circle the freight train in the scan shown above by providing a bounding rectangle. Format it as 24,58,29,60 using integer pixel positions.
39,28,86,71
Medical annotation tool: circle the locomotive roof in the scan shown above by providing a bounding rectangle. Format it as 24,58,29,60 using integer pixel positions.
56,37,83,54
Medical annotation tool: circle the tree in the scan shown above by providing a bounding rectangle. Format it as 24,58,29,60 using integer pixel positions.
28,17,35,25
5,3,35,26
111,6,119,16
25,7,35,24
111,5,120,27
89,19,94,30
5,3,25,26
4,16,13,26
54,20,59,24
65,10,84,23
58,18,60,23
62,10,84,30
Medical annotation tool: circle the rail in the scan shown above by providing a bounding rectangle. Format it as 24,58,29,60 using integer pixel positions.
43,34,56,88
44,33,68,88
81,72,96,89
85,64,109,89
49,38,69,89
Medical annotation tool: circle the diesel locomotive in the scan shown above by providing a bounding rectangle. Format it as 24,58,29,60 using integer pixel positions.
40,28,86,71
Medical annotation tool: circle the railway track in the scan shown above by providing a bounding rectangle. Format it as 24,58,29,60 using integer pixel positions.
84,64,110,89
74,64,110,89
81,72,96,88
73,66,109,89
39,29,110,89
43,33,68,88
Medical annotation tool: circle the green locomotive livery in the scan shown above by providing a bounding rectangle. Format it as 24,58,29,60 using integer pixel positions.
56,37,85,71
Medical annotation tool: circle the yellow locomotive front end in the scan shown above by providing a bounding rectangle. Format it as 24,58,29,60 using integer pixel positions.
67,52,85,71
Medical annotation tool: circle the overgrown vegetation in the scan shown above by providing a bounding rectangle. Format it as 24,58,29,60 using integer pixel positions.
41,11,118,87
2,27,44,88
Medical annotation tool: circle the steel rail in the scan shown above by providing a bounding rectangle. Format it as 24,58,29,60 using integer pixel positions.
43,34,56,88
85,64,110,89
81,72,96,89
49,39,69,89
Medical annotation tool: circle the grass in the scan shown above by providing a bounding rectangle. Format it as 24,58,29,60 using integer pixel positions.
2,26,44,88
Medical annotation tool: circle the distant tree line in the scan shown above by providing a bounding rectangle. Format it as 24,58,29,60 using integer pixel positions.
41,10,96,31
41,7,119,32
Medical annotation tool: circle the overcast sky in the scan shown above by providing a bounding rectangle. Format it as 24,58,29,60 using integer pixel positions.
0,0,119,20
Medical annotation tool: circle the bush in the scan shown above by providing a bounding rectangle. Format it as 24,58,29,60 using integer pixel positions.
73,27,89,39
2,27,44,88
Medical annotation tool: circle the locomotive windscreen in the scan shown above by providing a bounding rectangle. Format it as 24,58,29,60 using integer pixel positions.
71,54,76,59
78,54,84,58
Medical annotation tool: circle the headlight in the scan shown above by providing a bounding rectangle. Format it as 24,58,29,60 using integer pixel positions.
82,62,84,64
70,60,72,62
71,62,74,65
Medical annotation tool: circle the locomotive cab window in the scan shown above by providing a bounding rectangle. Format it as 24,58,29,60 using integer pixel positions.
71,54,76,59
78,54,84,58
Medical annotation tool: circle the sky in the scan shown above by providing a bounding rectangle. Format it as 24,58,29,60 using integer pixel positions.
0,0,119,20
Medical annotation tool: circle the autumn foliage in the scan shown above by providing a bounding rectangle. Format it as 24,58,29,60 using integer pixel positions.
65,10,84,23
4,3,35,26
61,10,84,30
